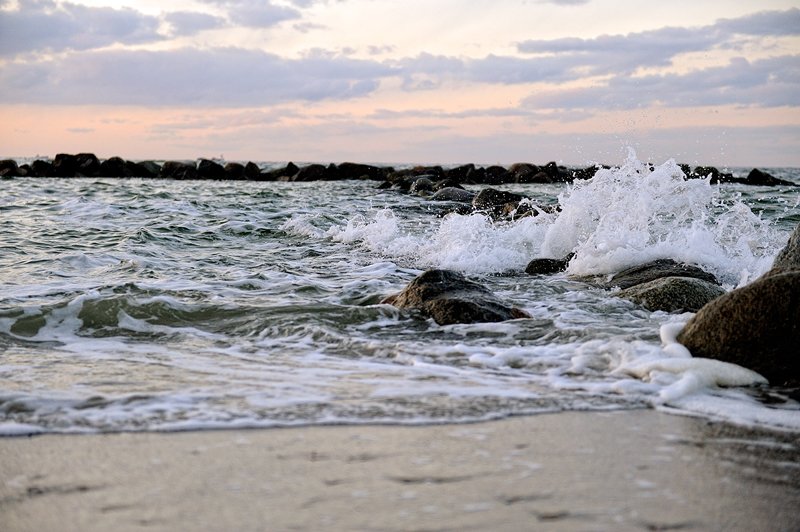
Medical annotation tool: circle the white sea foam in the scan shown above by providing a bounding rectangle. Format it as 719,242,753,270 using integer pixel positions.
323,150,782,284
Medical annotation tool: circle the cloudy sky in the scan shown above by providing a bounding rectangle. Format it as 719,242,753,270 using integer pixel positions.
1,0,798,166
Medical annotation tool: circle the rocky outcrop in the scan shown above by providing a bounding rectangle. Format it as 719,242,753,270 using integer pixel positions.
677,224,800,386
615,276,726,313
382,269,530,325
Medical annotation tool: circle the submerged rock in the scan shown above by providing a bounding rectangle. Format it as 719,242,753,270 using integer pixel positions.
604,259,719,290
382,269,530,325
615,276,726,313
677,224,800,386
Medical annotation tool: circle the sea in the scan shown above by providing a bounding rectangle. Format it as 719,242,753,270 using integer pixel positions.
1,151,799,435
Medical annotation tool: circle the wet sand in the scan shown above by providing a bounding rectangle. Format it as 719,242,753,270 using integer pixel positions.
1,410,799,532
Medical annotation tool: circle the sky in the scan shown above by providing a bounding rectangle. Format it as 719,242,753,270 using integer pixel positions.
1,0,799,166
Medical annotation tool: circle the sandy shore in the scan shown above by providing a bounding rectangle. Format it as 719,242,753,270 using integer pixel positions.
1,409,798,532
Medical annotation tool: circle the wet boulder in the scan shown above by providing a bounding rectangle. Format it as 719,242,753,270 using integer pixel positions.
52,153,79,177
525,254,573,275
160,161,197,180
244,162,262,180
381,269,530,325
197,159,226,180
0,159,19,177
336,162,389,181
429,187,475,203
223,162,246,180
677,224,800,386
98,156,126,177
30,160,54,177
484,165,511,185
472,188,528,217
604,259,719,290
615,276,726,313
409,177,435,195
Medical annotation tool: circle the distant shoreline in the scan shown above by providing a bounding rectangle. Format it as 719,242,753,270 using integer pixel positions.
1,152,797,186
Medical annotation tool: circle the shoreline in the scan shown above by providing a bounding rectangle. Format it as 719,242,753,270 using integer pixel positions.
2,409,798,531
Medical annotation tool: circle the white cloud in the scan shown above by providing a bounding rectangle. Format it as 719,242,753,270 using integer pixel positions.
164,11,226,36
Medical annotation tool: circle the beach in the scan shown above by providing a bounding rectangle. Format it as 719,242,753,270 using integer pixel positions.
2,409,799,531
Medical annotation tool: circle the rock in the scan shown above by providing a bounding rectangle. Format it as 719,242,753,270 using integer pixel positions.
429,187,475,203
604,259,719,290
676,271,800,386
472,188,528,216
746,168,796,187
287,163,328,181
0,159,19,177
508,163,540,183
244,162,261,180
197,159,226,180
769,224,800,274
223,162,246,180
336,162,389,181
691,166,734,183
615,276,726,313
258,162,299,181
30,160,53,177
484,165,511,185
75,153,100,176
525,255,573,275
98,156,126,177
123,160,158,178
571,165,602,181
381,269,530,325
443,164,474,183
677,224,800,386
409,177,435,195
52,153,78,177
160,161,197,180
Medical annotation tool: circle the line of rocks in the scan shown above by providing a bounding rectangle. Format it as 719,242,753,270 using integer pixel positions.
1,153,795,187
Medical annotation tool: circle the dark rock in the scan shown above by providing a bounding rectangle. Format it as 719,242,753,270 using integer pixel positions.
571,165,602,181
197,159,226,180
472,188,526,210
381,269,530,325
0,159,19,177
691,166,734,184
224,162,246,180
432,178,464,191
615,276,726,313
604,259,719,290
160,161,197,180
484,165,511,185
677,224,800,386
257,162,299,181
410,177,435,195
430,187,475,203
30,160,54,177
124,160,158,178
337,162,390,181
74,153,100,176
443,164,474,183
52,153,78,177
508,163,540,183
98,156,126,177
526,254,573,275
288,163,328,182
244,162,261,180
746,168,796,187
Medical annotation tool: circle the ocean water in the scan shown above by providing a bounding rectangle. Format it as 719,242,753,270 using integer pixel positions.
1,152,799,435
